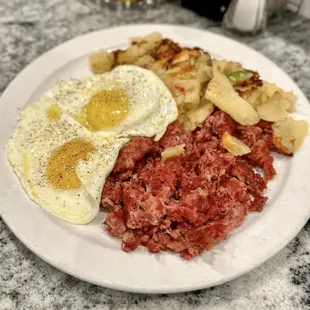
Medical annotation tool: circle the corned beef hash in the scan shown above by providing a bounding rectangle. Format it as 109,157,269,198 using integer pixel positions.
8,32,309,260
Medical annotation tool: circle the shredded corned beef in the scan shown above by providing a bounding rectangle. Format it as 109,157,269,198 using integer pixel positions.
101,110,281,260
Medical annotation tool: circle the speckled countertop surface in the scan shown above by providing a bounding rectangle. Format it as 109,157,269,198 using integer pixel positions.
1,1,310,309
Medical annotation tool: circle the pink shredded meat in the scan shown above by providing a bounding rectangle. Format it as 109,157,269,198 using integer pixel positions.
102,110,286,260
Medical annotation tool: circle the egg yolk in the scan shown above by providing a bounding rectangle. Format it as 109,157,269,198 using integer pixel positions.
46,139,95,190
84,89,129,131
46,105,62,121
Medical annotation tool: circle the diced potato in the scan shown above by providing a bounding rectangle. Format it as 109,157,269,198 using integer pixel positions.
196,53,212,65
260,82,297,113
243,90,262,109
134,55,154,67
283,91,297,113
196,65,213,84
115,33,162,65
182,117,197,131
131,32,162,45
272,117,308,154
263,81,279,98
172,49,191,65
257,92,290,122
151,39,183,68
129,32,162,60
243,80,297,116
89,50,114,74
212,59,243,75
168,64,196,80
185,88,200,108
197,187,209,197
261,92,268,104
183,101,214,131
175,94,185,108
115,46,141,64
221,132,251,156
186,102,214,126
171,48,201,67
174,79,201,109
161,144,185,161
205,67,260,126
187,48,202,59
166,66,182,75
212,59,226,73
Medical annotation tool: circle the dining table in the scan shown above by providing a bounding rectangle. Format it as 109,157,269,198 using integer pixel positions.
1,0,310,309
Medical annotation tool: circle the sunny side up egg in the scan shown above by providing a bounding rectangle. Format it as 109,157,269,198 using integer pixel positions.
7,65,178,224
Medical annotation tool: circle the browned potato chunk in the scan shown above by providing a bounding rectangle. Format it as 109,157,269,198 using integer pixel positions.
272,117,308,154
89,50,114,74
282,91,297,113
173,79,201,109
221,132,251,156
257,92,290,122
186,102,214,126
212,59,242,75
161,144,185,161
205,67,260,126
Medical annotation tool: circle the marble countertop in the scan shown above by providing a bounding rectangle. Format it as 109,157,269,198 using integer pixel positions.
1,1,310,309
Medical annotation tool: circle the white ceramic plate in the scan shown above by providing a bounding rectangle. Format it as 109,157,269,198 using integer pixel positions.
1,25,310,294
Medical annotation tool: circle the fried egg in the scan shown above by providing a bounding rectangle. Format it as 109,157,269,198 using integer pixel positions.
8,105,129,224
50,65,177,140
8,65,177,224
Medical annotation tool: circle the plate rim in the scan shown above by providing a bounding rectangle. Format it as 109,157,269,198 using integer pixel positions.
1,23,310,294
